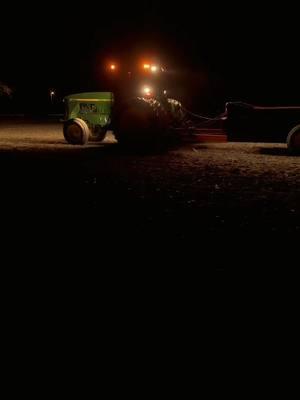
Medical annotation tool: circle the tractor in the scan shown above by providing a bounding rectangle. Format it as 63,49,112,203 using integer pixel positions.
63,58,300,153
63,59,186,150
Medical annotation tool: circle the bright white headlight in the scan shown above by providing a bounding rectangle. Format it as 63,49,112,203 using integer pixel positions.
142,86,152,96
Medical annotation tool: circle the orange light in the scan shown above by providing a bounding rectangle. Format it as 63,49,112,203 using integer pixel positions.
151,65,158,72
143,64,150,70
110,64,116,71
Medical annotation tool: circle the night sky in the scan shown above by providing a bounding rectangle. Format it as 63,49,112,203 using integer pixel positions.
1,1,300,112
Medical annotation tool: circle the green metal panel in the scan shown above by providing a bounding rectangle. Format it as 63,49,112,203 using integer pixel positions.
64,92,114,129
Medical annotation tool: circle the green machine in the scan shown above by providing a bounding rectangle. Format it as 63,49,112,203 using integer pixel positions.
63,59,300,153
63,60,188,149
63,92,114,145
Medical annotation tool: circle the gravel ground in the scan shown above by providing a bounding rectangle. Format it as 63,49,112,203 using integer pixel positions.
1,119,300,266
2,120,298,380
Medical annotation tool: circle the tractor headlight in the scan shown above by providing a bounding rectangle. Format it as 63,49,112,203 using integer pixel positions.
150,65,158,73
142,86,153,97
142,63,160,73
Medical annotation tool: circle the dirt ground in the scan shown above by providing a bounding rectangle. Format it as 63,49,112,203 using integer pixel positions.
1,119,300,268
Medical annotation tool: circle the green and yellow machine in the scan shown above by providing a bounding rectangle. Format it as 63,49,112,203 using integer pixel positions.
63,60,187,149
63,59,300,153
63,92,114,145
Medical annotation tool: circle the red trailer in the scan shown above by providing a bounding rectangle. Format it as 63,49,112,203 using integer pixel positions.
183,102,300,153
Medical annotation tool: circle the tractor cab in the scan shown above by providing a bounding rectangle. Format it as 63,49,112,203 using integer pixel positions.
63,58,185,148
105,60,168,101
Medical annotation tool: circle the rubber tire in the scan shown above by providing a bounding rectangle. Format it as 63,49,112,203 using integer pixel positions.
287,124,300,154
89,126,107,142
63,118,90,145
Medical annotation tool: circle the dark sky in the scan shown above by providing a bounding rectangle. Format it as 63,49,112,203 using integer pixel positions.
1,1,300,110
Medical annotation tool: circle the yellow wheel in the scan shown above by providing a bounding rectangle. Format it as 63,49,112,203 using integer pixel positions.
287,124,300,154
63,118,90,145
